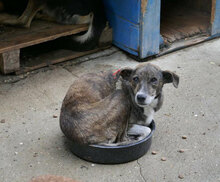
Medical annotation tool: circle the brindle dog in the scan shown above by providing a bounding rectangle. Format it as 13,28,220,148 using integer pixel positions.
120,63,179,141
60,63,179,145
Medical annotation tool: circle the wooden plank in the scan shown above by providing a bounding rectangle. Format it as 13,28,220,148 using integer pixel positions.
98,25,113,47
159,34,209,56
0,49,20,74
16,46,111,75
160,25,183,42
0,13,88,53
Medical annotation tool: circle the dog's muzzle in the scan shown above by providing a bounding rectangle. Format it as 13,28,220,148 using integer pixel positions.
136,94,147,105
136,93,158,106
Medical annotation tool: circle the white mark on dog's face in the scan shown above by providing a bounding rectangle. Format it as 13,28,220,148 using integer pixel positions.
135,85,156,107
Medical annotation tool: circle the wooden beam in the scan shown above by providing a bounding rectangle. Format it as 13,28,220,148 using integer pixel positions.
16,46,111,75
0,49,20,74
0,13,88,54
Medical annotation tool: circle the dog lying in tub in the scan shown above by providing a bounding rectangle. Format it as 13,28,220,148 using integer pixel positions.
60,63,179,145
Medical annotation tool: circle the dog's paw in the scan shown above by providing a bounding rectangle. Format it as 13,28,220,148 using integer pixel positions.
144,127,151,137
128,124,151,140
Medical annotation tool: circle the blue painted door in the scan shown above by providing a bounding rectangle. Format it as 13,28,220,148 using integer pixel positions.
103,0,141,56
212,0,220,36
103,0,161,58
139,0,161,58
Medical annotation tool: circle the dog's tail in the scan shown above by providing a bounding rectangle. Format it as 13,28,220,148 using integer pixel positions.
61,9,107,51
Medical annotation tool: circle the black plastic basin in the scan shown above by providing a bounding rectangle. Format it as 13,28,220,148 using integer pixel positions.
68,121,155,164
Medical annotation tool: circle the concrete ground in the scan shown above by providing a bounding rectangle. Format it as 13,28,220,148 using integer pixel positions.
0,39,220,182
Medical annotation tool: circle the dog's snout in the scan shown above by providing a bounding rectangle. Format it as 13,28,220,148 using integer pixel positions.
137,94,146,103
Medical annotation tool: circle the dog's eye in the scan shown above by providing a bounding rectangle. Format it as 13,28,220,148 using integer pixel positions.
150,77,158,83
133,76,139,83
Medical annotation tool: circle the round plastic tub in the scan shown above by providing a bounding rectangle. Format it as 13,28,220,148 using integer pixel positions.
68,121,155,164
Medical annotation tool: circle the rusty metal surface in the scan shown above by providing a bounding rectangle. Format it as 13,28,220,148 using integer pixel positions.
141,0,148,15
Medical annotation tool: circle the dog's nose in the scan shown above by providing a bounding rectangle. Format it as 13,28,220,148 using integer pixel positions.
137,94,146,103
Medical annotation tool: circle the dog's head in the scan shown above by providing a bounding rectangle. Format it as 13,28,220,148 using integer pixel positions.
120,63,179,107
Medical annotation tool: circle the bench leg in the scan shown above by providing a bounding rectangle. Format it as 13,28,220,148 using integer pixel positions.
0,50,20,74
98,23,113,47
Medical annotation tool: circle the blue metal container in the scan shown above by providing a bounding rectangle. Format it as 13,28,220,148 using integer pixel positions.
103,0,161,59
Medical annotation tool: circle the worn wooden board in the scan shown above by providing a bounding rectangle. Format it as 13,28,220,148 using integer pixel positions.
0,49,20,74
159,34,209,56
0,13,113,74
0,13,88,53
16,46,111,75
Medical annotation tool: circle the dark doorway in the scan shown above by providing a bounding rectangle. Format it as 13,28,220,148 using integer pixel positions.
160,0,212,45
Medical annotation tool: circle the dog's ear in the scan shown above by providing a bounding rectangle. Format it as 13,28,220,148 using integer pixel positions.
162,71,179,88
120,68,133,81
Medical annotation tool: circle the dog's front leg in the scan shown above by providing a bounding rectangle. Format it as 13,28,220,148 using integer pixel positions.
128,124,151,141
117,116,130,142
0,0,44,28
143,106,155,126
101,124,151,146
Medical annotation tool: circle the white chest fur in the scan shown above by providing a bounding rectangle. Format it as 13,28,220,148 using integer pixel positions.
143,106,155,126
129,98,158,126
143,98,158,126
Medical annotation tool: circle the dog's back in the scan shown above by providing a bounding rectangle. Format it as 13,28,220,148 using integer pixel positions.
60,71,131,145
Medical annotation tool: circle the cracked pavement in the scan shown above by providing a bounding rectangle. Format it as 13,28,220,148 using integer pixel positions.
0,40,220,182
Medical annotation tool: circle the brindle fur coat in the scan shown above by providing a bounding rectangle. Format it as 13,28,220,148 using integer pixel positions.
60,71,130,145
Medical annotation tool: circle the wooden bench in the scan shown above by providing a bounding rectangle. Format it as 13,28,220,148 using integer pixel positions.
0,13,111,74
